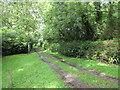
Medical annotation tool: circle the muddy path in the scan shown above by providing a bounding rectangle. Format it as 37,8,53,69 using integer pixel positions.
44,52,119,83
35,50,95,88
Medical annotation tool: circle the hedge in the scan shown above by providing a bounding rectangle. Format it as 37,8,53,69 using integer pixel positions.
46,40,119,64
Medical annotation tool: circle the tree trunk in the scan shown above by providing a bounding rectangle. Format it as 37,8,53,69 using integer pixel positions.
28,43,33,53
28,43,30,53
81,14,94,40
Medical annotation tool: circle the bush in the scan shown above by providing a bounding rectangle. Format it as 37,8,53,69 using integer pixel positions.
49,43,60,52
2,41,28,56
47,40,119,64
42,40,50,50
58,41,90,57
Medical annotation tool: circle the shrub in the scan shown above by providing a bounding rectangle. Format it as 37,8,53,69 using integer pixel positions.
46,40,119,64
49,43,60,52
42,40,50,50
2,41,28,56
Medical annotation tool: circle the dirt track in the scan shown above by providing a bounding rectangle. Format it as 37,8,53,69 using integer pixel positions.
44,52,119,83
35,49,95,88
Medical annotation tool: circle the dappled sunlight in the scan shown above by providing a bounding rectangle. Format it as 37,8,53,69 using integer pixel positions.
55,61,58,62
86,64,94,68
3,52,67,88
100,73,106,76
45,82,61,88
46,85,58,88
33,86,38,88
97,63,109,66
25,62,35,66
65,74,72,78
88,69,95,72
71,67,78,71
17,68,24,72
2,1,119,88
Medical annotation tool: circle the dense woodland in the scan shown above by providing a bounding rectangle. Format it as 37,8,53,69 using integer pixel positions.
1,1,120,64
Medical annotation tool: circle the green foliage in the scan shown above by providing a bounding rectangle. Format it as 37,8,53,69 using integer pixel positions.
49,43,60,52
58,41,85,57
47,40,119,64
1,2,40,55
41,2,118,42
2,27,28,55
2,40,28,56
1,2,119,63
41,40,50,50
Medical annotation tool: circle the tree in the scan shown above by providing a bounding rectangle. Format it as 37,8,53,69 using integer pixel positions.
1,2,39,55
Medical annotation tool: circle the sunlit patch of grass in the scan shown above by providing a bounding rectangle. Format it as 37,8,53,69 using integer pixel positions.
46,51,118,78
97,63,109,66
42,52,118,88
2,53,67,88
17,68,24,72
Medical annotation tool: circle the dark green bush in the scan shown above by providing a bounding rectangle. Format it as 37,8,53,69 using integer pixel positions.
2,41,28,56
49,43,60,52
42,40,50,50
47,40,119,64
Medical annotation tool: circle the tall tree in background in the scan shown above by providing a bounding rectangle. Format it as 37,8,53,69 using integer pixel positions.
1,1,119,55
94,2,102,23
1,2,39,55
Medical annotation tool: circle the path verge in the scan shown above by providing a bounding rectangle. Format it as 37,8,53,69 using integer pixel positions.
35,50,95,88
44,52,118,83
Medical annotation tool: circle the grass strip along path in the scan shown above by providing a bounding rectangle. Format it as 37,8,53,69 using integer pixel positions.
45,52,118,83
35,49,94,88
46,51,119,79
37,51,118,88
3,49,118,88
2,53,66,88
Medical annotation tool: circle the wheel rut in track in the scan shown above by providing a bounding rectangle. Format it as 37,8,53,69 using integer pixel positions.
35,49,95,88
44,52,119,84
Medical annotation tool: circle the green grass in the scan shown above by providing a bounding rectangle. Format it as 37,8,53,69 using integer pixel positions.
2,53,67,88
42,52,118,88
46,51,119,78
